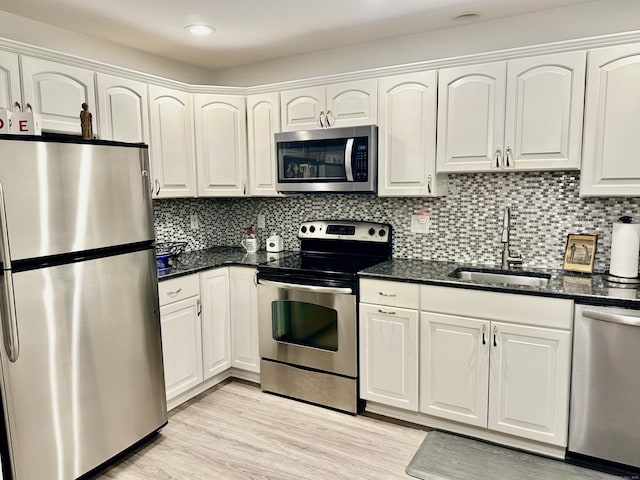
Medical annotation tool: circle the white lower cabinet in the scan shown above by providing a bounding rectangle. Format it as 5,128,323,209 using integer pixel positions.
359,304,419,410
359,279,420,410
200,268,232,378
229,267,260,373
419,285,572,447
159,267,260,409
420,312,489,427
158,274,203,402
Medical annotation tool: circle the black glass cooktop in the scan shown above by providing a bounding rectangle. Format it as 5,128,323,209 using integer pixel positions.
260,252,387,276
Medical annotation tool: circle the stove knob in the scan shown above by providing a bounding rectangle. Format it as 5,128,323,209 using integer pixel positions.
309,225,316,233
300,226,307,233
378,229,386,237
368,228,375,236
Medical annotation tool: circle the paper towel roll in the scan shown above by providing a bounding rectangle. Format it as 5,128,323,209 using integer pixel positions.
610,221,640,278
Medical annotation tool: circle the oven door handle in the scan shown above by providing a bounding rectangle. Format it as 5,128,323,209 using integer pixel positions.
258,279,353,295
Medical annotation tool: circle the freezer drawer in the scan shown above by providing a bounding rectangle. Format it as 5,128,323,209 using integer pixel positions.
569,304,640,469
0,248,167,480
0,140,154,263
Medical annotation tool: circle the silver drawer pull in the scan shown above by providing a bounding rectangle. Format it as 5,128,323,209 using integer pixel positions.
378,309,396,315
582,309,640,327
378,292,397,297
166,288,182,298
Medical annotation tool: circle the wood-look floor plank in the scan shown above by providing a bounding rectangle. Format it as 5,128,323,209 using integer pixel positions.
92,381,427,480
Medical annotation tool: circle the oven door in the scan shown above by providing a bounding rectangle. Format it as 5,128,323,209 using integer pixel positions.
257,279,357,378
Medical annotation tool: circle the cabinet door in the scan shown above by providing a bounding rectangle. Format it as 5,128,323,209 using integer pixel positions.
0,51,21,113
504,51,585,171
247,93,280,196
581,42,640,196
437,62,506,172
378,71,442,196
229,267,259,373
488,322,571,446
21,56,96,134
420,312,490,427
160,296,203,401
200,268,231,379
280,86,325,131
148,85,196,198
326,79,377,127
359,303,418,411
96,73,149,143
194,94,248,196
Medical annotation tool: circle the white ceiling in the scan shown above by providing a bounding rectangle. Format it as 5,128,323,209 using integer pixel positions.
1,0,594,70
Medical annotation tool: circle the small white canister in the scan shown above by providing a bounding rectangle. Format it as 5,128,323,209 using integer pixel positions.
266,234,284,252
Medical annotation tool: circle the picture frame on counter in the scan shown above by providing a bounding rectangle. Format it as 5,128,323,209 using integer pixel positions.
563,234,597,273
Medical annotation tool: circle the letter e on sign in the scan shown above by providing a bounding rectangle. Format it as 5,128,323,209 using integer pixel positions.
19,120,27,132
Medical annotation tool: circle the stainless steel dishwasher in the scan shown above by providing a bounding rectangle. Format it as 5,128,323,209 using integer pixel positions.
568,303,640,470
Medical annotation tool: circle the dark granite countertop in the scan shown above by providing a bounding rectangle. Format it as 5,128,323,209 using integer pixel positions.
157,247,293,281
359,258,640,308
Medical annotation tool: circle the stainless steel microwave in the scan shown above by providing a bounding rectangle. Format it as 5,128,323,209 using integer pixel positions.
275,125,377,194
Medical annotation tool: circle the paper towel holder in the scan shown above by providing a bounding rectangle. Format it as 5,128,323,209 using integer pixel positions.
603,215,640,285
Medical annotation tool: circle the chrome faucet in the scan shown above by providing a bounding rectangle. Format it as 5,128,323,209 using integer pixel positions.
501,206,523,269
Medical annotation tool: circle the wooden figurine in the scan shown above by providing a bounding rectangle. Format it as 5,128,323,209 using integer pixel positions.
80,102,93,139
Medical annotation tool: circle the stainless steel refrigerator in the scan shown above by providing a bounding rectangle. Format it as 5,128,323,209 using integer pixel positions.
0,136,167,480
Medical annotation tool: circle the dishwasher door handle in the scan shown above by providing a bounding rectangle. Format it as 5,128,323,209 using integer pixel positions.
582,309,640,327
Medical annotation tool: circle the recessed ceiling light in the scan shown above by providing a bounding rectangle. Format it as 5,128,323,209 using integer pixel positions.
451,11,482,22
185,24,215,36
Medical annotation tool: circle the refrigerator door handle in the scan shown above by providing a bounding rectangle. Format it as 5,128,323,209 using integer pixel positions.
0,180,19,362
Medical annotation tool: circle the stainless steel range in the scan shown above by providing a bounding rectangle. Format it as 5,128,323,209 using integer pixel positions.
257,220,392,414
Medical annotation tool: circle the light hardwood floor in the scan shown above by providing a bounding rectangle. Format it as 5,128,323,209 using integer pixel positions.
93,380,428,479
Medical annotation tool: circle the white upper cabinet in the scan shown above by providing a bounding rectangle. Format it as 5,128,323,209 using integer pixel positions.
581,43,640,196
0,51,20,111
377,71,445,196
148,85,197,198
280,79,377,131
96,73,149,143
437,51,585,173
247,92,280,196
194,93,248,196
20,56,96,134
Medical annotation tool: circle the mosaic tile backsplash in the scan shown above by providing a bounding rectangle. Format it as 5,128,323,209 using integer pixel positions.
153,172,640,273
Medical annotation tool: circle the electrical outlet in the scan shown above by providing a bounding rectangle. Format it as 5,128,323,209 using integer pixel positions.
190,213,199,230
411,214,430,234
257,214,266,229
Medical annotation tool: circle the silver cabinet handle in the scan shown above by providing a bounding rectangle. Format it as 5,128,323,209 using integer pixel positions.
242,179,247,195
482,324,487,345
197,299,202,316
344,138,354,182
505,146,513,168
378,309,396,315
25,103,33,112
493,325,498,347
319,111,325,128
326,110,334,127
378,291,397,297
13,101,21,112
494,147,502,168
166,288,182,298
154,179,161,196
258,279,352,295
427,174,432,194
582,309,640,327
0,181,19,362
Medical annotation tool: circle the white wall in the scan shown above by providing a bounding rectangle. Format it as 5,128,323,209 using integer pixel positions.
213,0,640,87
0,11,216,84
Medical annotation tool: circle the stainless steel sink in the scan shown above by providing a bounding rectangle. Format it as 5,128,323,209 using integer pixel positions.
449,268,551,288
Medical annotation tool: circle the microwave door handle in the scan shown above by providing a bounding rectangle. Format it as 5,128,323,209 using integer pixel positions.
344,138,354,182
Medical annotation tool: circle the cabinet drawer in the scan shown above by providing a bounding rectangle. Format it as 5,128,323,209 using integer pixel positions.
158,274,200,306
360,279,420,309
